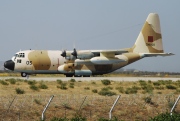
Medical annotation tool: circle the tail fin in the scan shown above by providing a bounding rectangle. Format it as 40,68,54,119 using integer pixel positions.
132,13,164,53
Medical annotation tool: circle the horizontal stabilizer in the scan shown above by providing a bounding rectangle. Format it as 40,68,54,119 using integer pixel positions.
142,53,174,57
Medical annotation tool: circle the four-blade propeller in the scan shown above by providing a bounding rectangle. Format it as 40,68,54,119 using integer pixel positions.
61,50,66,57
71,48,77,58
61,48,78,59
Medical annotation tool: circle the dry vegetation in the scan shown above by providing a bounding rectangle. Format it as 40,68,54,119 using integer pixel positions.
0,78,180,120
1,71,180,77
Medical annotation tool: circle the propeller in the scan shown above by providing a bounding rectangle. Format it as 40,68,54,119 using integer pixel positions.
71,48,77,58
61,50,66,57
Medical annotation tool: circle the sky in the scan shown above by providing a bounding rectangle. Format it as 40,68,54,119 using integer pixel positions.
0,1,179,72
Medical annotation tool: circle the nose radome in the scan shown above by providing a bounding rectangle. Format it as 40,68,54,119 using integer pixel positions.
4,60,15,71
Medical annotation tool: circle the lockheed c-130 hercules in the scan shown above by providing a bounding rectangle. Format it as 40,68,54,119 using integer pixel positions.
4,13,174,77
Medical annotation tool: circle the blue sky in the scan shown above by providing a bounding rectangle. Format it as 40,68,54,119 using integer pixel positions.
0,1,179,72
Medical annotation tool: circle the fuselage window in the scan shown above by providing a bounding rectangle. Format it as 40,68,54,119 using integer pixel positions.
17,59,22,63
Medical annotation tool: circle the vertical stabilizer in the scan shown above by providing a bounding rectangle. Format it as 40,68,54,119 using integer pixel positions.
132,13,164,53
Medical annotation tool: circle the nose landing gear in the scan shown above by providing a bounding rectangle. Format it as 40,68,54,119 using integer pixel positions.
21,72,27,77
21,72,29,79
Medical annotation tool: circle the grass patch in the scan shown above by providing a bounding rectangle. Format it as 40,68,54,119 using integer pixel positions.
139,80,147,86
6,78,16,84
39,83,48,89
69,78,76,82
148,80,152,83
153,82,161,86
149,112,180,120
92,89,98,93
84,87,90,90
0,80,9,85
144,96,154,105
101,79,111,85
57,82,68,90
141,84,154,94
166,84,177,90
101,87,111,91
116,86,125,93
125,86,138,94
69,83,74,88
28,80,37,85
154,86,164,90
30,85,39,91
50,116,86,121
176,88,180,93
98,90,116,96
98,87,116,96
57,79,62,84
15,88,25,94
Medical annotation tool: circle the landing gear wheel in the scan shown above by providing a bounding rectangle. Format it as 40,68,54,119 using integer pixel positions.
83,75,90,77
66,74,73,77
21,72,27,77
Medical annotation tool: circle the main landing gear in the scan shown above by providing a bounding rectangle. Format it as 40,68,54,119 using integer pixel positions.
65,74,90,77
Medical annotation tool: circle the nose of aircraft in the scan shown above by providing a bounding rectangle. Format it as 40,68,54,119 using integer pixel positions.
4,60,15,71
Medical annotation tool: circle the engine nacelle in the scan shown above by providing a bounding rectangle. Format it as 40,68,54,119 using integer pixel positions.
90,57,126,65
77,52,94,59
58,63,75,73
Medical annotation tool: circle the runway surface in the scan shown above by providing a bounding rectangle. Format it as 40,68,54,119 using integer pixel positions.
1,76,180,81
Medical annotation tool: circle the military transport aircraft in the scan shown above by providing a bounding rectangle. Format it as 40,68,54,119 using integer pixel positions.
4,13,174,77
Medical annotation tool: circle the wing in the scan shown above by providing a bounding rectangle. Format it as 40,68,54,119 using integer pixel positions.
91,49,128,57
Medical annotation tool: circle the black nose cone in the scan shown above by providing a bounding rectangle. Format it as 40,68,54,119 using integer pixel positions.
4,60,15,71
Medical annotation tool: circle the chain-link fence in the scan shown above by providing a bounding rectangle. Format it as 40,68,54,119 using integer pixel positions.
0,94,180,121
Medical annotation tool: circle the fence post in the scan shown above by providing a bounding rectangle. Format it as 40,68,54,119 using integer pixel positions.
78,96,87,112
76,96,87,115
41,95,54,121
170,95,180,116
1,96,16,120
7,96,16,112
109,95,121,119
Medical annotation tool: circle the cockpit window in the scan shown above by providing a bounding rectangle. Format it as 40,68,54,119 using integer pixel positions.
18,53,25,58
13,54,19,60
14,54,18,57
13,53,25,61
